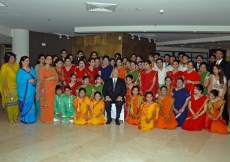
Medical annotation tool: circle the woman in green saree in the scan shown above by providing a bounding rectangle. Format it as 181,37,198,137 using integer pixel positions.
199,62,210,95
76,76,94,98
0,52,19,124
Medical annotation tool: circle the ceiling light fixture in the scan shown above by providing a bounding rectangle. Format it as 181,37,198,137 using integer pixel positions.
159,10,164,14
86,2,117,12
138,36,141,41
136,8,143,11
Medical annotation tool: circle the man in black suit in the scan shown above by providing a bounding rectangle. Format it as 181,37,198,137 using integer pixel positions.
209,49,230,124
194,55,203,72
102,68,126,125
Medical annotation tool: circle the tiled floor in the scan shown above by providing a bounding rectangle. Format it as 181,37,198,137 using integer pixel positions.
0,108,230,162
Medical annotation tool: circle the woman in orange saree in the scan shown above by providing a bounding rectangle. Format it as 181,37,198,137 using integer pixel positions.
39,55,58,123
127,86,144,125
125,74,134,120
155,86,178,129
73,88,91,125
205,89,228,134
116,58,126,80
182,84,208,131
183,61,200,95
89,91,105,125
138,92,159,131
139,60,158,100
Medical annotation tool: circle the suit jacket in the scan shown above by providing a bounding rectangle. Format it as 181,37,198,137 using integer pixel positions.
195,62,200,72
209,60,230,79
102,77,126,101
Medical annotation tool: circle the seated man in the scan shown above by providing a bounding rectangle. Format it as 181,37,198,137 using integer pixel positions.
102,68,126,125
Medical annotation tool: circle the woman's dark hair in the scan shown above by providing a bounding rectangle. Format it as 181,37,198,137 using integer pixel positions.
144,60,151,65
145,91,153,97
94,74,101,80
90,51,98,58
82,76,89,80
88,58,95,62
54,59,63,66
52,55,58,59
109,58,115,62
94,91,102,97
199,62,208,69
130,61,137,65
188,60,195,68
164,76,172,82
116,58,123,62
172,60,180,64
177,77,184,82
160,86,168,91
114,53,121,58
45,55,53,65
137,55,142,60
122,57,128,61
131,86,139,95
55,85,62,91
64,86,71,91
79,59,85,65
213,65,226,84
67,54,73,58
4,52,16,63
103,55,109,60
210,89,219,97
64,57,71,62
70,73,76,78
79,87,86,93
126,74,134,80
195,84,204,93
36,54,45,64
19,56,29,68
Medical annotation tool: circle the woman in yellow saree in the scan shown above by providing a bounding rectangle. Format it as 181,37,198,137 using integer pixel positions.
138,92,159,131
0,53,19,124
73,87,91,125
89,91,105,125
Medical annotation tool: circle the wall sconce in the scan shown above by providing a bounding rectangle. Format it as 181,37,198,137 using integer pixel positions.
131,35,134,39
66,35,69,39
138,36,141,41
59,34,62,38
148,38,151,43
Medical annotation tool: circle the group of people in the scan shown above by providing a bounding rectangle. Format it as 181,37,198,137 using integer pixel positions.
0,49,229,134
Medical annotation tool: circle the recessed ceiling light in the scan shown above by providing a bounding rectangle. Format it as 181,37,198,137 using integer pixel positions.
0,1,7,7
86,2,117,12
136,8,143,11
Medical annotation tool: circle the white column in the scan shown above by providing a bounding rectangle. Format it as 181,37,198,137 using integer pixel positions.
12,29,29,61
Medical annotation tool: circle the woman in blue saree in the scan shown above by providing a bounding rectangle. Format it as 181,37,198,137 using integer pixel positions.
17,56,37,124
172,77,190,127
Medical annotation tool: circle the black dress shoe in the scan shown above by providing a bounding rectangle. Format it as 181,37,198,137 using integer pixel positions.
106,118,112,124
115,119,120,125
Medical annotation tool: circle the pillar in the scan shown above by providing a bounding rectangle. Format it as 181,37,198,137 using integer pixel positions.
12,29,29,61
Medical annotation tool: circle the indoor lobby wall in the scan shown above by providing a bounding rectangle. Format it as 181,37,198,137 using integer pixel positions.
29,31,72,67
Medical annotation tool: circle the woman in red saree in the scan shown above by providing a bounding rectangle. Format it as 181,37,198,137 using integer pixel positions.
182,84,207,131
155,86,178,129
140,60,158,100
166,60,183,87
125,75,134,120
75,59,86,86
205,89,229,134
62,57,76,85
39,55,58,123
85,58,99,84
183,61,200,94
63,73,78,96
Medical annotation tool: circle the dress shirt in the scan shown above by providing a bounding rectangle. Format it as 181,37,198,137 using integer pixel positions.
154,67,168,85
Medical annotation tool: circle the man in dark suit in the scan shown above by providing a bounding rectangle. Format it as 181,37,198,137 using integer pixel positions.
209,49,230,125
102,68,126,125
194,55,203,72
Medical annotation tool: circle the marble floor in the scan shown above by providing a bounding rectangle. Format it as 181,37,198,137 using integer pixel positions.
0,108,230,162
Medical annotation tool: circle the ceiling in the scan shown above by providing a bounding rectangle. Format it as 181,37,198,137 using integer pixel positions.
0,0,230,49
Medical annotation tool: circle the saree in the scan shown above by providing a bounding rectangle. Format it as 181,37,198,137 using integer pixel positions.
182,95,207,131
54,67,65,85
16,67,37,124
126,70,140,84
199,72,210,95
208,74,227,96
61,95,75,123
155,95,178,129
93,84,104,99
172,88,190,127
75,67,85,83
183,71,201,94
140,70,158,100
35,64,42,116
77,84,94,98
90,99,105,125
127,95,144,125
166,71,183,87
62,65,76,84
125,87,132,120
73,96,91,125
84,67,99,84
138,102,159,131
205,100,228,134
0,63,19,121
39,67,58,123
117,66,126,79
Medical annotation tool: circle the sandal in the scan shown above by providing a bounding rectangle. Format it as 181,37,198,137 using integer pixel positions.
14,119,19,123
9,120,15,124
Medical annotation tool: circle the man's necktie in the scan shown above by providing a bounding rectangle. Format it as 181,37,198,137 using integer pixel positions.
113,79,116,91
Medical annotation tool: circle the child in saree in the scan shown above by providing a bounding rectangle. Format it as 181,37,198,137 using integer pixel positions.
138,92,159,131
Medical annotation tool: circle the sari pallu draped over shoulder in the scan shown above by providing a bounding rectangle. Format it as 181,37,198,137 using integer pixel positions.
17,67,37,124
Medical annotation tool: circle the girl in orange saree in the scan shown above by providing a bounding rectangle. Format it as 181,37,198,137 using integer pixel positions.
125,74,134,120
138,92,159,131
73,88,91,125
182,84,208,131
205,89,229,134
39,55,58,123
127,86,144,125
139,60,158,100
155,86,178,129
89,91,105,125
